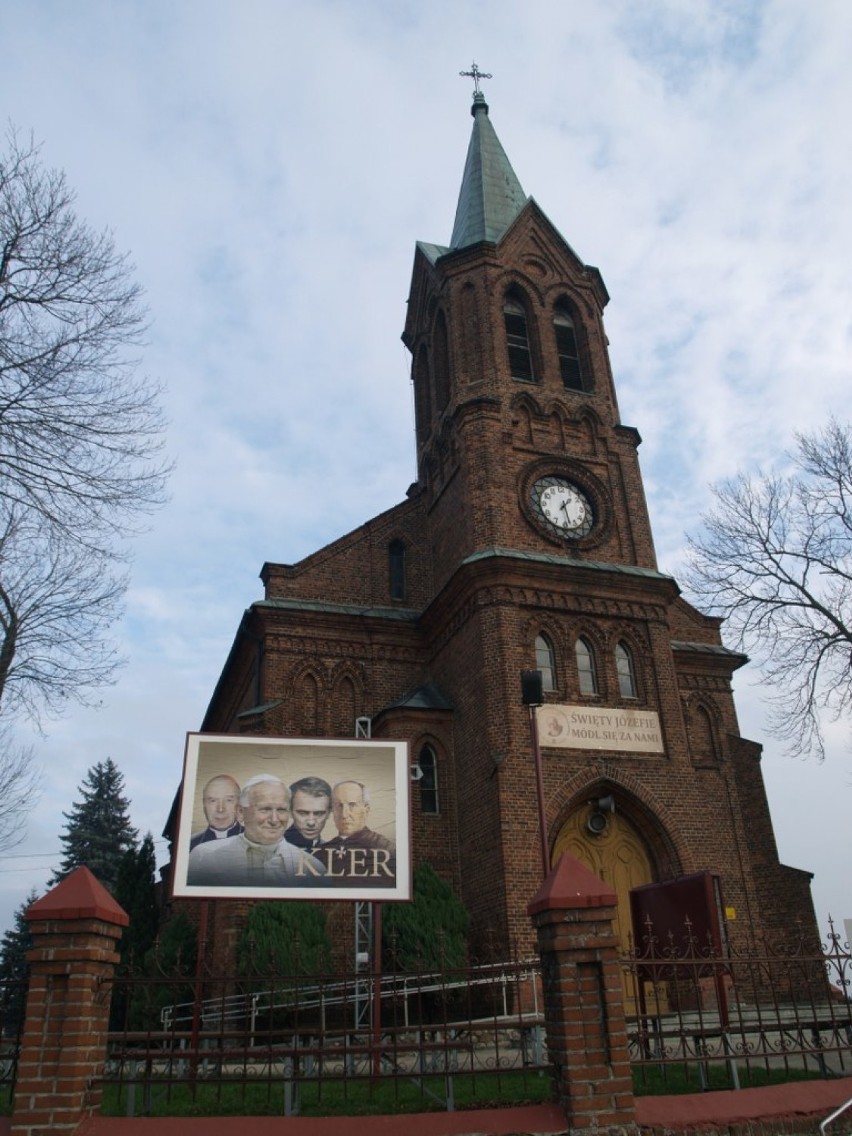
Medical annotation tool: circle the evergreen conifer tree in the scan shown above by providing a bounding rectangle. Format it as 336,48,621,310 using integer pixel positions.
0,888,38,1035
52,757,137,891
114,832,159,966
382,862,469,972
125,911,199,1031
237,901,332,978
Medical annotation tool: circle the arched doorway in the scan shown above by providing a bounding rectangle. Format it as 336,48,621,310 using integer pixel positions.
551,801,655,956
552,798,659,1014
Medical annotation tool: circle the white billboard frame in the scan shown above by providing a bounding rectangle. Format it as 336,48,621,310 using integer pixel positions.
172,733,410,902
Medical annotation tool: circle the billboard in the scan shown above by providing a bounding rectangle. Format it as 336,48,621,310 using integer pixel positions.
171,733,410,901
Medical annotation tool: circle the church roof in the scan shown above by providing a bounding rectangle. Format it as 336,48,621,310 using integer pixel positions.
671,640,748,667
449,92,528,249
381,682,453,712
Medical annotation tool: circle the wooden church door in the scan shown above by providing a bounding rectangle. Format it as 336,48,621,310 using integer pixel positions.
551,806,655,956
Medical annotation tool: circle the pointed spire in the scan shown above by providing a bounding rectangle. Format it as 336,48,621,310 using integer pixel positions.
450,91,528,250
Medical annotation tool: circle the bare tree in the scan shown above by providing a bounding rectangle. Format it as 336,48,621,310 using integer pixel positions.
0,127,169,721
0,726,42,853
0,128,168,554
0,510,125,718
685,418,852,760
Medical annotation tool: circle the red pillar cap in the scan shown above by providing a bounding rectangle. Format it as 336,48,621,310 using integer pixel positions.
528,852,618,916
26,865,129,926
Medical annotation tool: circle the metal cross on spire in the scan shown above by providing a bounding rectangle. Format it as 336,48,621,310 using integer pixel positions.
459,61,492,95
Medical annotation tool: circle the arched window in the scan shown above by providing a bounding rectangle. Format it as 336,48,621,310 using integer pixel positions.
388,539,406,601
299,672,320,734
335,675,357,735
575,637,598,695
504,295,536,382
418,744,439,814
535,633,556,691
434,311,450,411
615,641,638,699
553,304,587,391
690,704,718,764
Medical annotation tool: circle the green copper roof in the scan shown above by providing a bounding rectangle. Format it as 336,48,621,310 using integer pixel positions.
450,93,528,249
382,683,454,712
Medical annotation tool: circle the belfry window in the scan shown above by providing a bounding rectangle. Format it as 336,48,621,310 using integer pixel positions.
434,311,451,411
418,744,439,814
504,296,536,382
615,641,638,699
553,304,586,391
388,540,406,600
535,633,556,691
575,637,598,696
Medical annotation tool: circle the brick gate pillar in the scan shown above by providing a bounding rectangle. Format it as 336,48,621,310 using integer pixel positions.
12,866,128,1136
528,853,637,1136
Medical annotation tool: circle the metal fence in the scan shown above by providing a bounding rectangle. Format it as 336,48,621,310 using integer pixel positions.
625,917,852,1092
103,953,548,1118
99,918,852,1117
0,978,25,1111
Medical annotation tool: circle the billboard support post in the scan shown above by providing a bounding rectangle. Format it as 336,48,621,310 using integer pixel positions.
521,671,550,880
190,901,209,1071
372,902,382,1076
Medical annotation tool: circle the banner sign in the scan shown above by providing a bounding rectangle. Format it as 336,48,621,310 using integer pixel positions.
172,733,410,901
536,705,664,754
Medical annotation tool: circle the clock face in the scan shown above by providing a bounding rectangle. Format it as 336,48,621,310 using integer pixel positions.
531,476,594,539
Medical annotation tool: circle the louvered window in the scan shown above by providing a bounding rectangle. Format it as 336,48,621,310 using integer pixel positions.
504,297,535,382
554,305,585,391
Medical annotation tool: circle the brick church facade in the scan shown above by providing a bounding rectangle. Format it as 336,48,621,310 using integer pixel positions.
187,90,816,958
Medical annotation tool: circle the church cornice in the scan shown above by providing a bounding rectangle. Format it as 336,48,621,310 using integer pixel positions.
255,597,421,622
614,424,642,449
461,546,673,585
419,548,676,658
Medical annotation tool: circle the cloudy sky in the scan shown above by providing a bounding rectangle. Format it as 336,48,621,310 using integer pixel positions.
1,1,849,941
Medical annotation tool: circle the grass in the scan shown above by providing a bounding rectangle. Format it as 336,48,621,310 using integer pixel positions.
633,1062,826,1096
102,1069,552,1117
99,1061,831,1118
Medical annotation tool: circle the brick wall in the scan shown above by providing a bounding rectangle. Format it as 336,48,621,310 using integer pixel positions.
12,868,127,1136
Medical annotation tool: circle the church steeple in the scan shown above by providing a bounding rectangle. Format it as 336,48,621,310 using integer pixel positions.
449,91,528,249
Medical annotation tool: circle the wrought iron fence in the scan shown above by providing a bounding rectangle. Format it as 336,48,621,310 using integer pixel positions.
102,947,548,1118
99,917,852,1116
625,916,852,1092
0,976,25,1110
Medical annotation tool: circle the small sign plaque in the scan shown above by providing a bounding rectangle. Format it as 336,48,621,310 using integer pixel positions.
536,704,664,754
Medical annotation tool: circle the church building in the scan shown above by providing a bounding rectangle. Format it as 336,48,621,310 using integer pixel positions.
190,87,816,959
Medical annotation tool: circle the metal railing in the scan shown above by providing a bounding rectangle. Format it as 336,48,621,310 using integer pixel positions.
103,955,548,1118
625,917,852,1092
159,957,540,1034
100,919,852,1115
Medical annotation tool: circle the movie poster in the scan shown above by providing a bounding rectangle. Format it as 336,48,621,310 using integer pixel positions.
171,733,410,901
